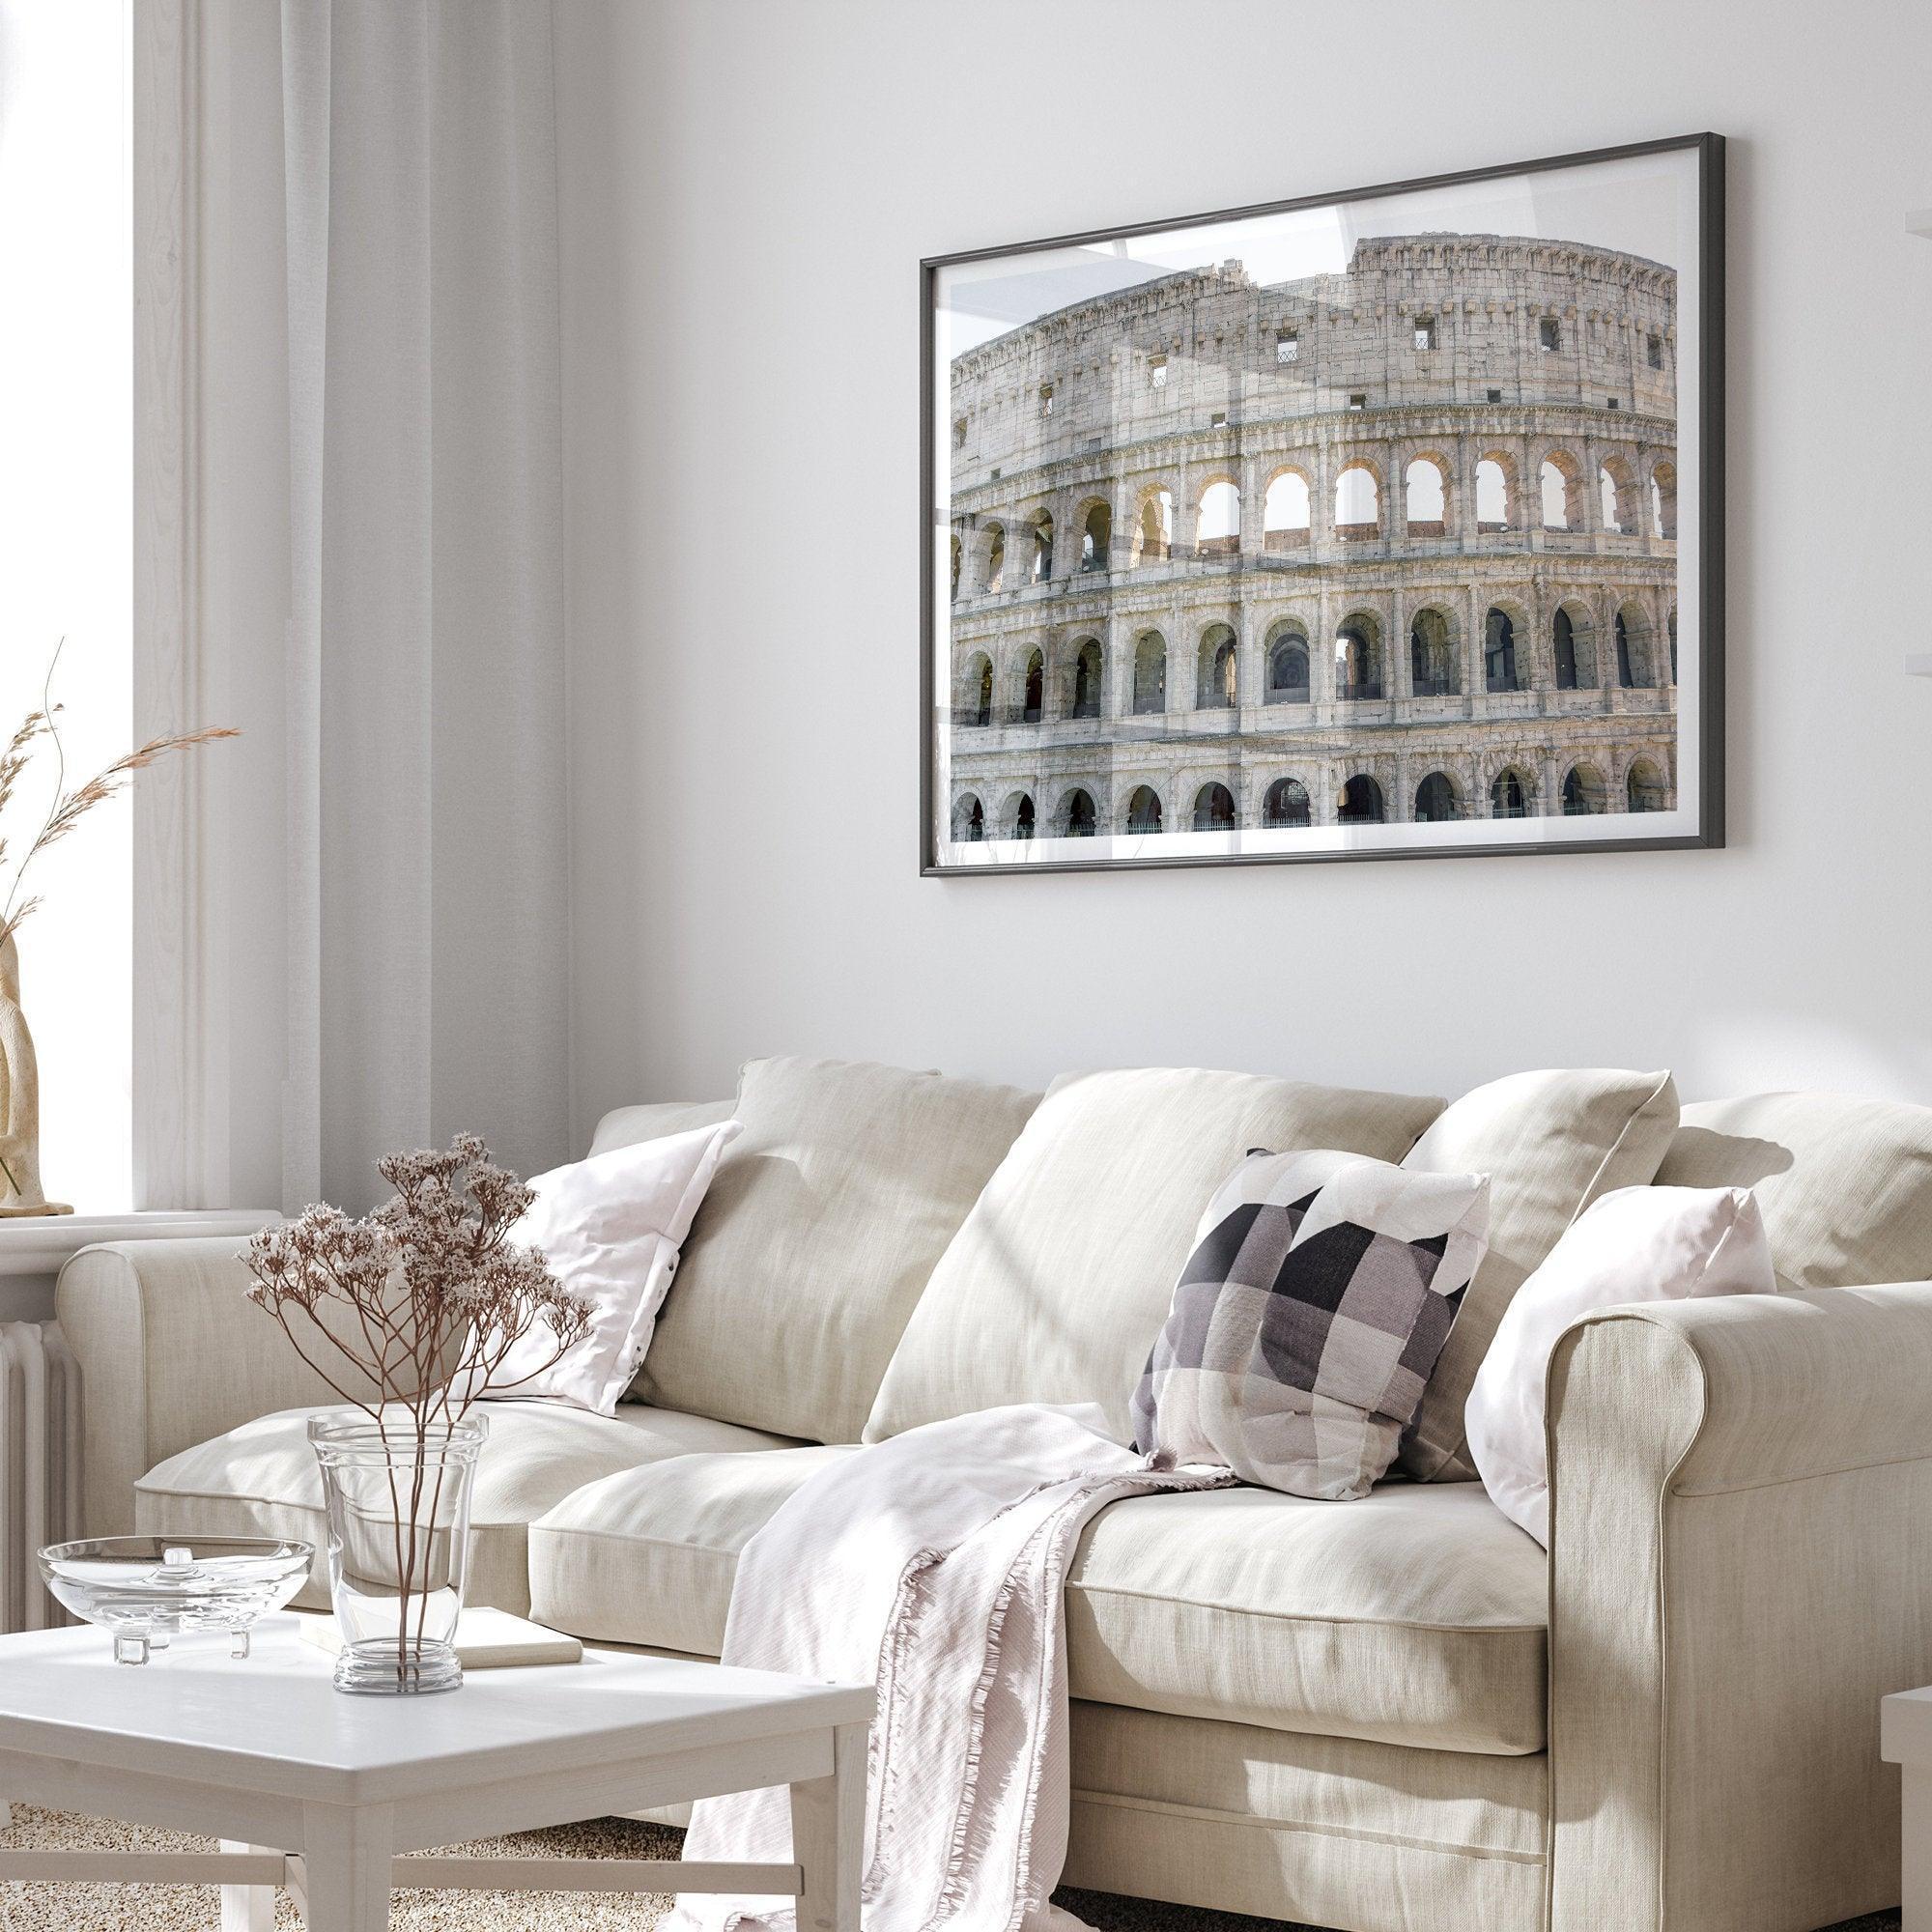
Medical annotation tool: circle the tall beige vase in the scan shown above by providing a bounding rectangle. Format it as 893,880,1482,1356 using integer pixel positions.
0,933,72,1218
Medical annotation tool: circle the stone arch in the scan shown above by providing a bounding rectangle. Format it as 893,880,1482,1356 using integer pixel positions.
1075,497,1112,572
1666,605,1678,681
1262,776,1312,828
1614,602,1651,688
1195,476,1241,558
1264,620,1311,704
1540,451,1583,530
980,522,1007,592
1483,599,1530,694
1025,508,1054,583
1404,452,1451,532
1018,646,1044,722
1413,769,1463,823
1065,635,1103,719
1489,764,1536,819
1334,610,1384,699
1625,758,1669,814
1599,453,1636,534
1129,486,1174,565
1475,452,1516,531
1551,598,1597,690
1122,783,1164,835
949,531,962,601
952,792,985,842
1407,604,1459,696
1196,622,1239,708
1334,459,1381,534
1000,789,1037,839
1131,631,1167,714
1561,762,1607,815
1337,774,1385,824
1263,466,1312,550
1056,785,1099,837
959,651,993,726
1192,781,1237,832
1650,459,1678,540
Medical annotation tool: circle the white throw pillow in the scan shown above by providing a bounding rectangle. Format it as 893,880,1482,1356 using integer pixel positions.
1464,1183,1776,1545
478,1120,741,1415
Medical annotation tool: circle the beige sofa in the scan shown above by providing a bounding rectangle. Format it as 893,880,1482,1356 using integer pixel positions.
56,1059,1932,1932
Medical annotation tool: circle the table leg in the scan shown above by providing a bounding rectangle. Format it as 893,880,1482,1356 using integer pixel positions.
1906,1766,1932,1932
219,1840,278,1932
300,1802,393,1931
789,1721,865,1932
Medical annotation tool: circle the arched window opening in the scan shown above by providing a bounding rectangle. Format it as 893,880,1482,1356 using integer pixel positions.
1197,624,1238,709
1080,502,1112,572
1334,619,1381,701
1125,785,1163,835
1264,470,1311,551
1062,788,1097,837
1028,512,1053,583
1626,761,1669,814
983,526,1005,593
1540,457,1578,530
1561,766,1605,816
1070,639,1101,720
952,794,985,842
1616,611,1646,689
1266,633,1310,704
1338,775,1385,824
1414,772,1461,823
1334,464,1379,534
1405,458,1446,533
1667,609,1678,681
1652,463,1678,541
1263,778,1311,828
1192,782,1236,832
1132,633,1167,715
1599,466,1621,532
1196,480,1240,559
1476,458,1510,530
1491,769,1531,819
1131,490,1173,565
1484,608,1520,693
1553,608,1580,690
1409,608,1456,696
963,654,992,727
1021,648,1043,723
950,534,962,601
1006,792,1037,840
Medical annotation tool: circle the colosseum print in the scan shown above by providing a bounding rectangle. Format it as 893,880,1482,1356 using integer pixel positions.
926,143,1716,870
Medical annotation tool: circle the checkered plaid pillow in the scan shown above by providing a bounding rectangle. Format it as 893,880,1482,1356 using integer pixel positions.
1130,1148,1489,1500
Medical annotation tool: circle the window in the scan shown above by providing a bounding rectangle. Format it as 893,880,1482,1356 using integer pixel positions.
1627,761,1668,813
1263,469,1311,549
1540,455,1579,530
1651,462,1678,540
1561,767,1605,816
1192,782,1236,833
1404,457,1446,528
1484,608,1520,693
1131,489,1173,565
1125,785,1163,835
1553,608,1580,690
1605,396,1620,411
989,466,1001,481
964,654,993,726
1208,410,1227,429
1062,788,1097,837
1197,625,1238,708
982,525,1005,592
1334,464,1378,530
1079,501,1111,571
1132,633,1167,714
1600,464,1622,532
1348,392,1367,411
1028,510,1053,583
1539,317,1561,353
1149,354,1168,389
1486,387,1503,403
1038,384,1055,416
1616,611,1646,689
1265,633,1310,704
1491,769,1530,818
1414,772,1460,822
1337,776,1385,824
1275,327,1298,363
952,416,967,448
1408,609,1456,696
1647,332,1663,370
1475,457,1510,528
1263,778,1311,828
1009,793,1037,839
1413,316,1436,352
1070,639,1102,719
1195,479,1239,557
1021,649,1043,723
953,794,985,841
1334,620,1381,700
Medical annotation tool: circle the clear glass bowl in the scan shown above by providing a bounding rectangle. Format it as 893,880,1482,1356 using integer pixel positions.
40,1536,313,1664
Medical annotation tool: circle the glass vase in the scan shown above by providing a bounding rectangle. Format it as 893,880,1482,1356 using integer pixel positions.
306,1408,486,1695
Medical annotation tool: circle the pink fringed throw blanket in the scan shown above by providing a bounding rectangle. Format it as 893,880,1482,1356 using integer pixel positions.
672,1404,1231,1932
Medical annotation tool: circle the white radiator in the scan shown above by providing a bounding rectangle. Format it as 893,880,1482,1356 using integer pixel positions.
0,1323,80,1633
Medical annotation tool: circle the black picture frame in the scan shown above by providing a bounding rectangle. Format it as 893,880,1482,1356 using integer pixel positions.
921,132,1723,876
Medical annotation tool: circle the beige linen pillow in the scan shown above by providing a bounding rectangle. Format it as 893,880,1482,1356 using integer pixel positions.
1399,1067,1679,1481
633,1056,1039,1443
1655,1092,1932,1291
863,1067,1443,1446
590,1096,736,1156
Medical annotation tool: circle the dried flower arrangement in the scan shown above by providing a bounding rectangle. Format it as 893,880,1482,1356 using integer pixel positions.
243,1134,592,1691
0,640,237,1212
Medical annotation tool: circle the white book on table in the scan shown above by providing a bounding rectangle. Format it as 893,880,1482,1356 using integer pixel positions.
297,1606,583,1668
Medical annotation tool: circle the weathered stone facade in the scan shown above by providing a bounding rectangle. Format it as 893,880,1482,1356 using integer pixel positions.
941,234,1679,847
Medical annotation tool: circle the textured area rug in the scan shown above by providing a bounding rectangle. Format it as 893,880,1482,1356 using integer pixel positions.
0,1808,1904,1932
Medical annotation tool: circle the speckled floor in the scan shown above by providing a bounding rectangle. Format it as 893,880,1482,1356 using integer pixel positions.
0,1808,1902,1931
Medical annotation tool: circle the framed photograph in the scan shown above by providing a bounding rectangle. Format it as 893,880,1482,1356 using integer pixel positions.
922,133,1722,875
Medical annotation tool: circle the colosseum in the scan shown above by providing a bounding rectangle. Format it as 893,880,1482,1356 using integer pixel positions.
940,233,1679,855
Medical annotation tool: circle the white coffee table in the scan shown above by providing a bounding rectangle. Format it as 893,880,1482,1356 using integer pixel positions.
0,1618,872,1930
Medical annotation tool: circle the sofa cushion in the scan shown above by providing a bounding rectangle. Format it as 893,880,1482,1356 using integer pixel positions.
134,1400,799,1619
1398,1067,1679,1482
864,1069,1444,1446
528,1451,1546,1755
1654,1092,1932,1293
590,1097,736,1156
634,1057,1041,1443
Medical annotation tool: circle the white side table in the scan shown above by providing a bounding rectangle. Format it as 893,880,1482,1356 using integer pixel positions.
1882,1687,1932,1929
0,1619,872,1931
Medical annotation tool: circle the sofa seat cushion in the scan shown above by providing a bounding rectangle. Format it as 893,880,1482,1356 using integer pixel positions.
134,1399,800,1619
528,1451,1546,1755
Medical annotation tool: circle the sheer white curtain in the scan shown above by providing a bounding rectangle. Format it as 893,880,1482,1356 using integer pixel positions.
279,0,568,1208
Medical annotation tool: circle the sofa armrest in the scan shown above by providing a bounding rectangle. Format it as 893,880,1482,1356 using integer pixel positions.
1546,1284,1932,1932
56,1238,383,1536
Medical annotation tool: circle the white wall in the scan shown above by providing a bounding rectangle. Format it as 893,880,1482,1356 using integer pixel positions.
554,0,1932,1139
